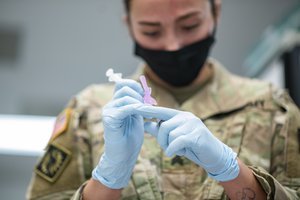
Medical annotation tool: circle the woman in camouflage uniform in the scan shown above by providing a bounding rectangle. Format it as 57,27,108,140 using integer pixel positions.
27,0,300,199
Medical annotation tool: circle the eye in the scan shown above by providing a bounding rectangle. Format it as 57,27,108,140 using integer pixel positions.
181,23,200,31
142,31,160,38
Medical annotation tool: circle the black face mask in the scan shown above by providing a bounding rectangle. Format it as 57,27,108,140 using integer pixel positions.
134,33,215,87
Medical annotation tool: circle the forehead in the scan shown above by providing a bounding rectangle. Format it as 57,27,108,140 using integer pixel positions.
130,0,208,20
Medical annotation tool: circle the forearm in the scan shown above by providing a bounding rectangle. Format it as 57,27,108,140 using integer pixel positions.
220,159,266,200
83,179,122,200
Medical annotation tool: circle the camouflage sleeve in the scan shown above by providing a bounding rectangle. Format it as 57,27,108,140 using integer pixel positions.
26,94,99,200
251,89,300,199
26,109,84,199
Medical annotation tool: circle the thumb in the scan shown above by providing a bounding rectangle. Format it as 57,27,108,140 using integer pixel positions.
144,121,159,138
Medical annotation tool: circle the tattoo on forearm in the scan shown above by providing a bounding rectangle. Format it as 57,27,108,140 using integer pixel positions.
236,188,256,200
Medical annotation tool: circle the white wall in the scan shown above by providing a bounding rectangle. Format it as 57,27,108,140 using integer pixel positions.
0,1,137,116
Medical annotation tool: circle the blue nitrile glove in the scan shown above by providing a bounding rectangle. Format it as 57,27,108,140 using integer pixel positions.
92,79,145,189
134,105,240,182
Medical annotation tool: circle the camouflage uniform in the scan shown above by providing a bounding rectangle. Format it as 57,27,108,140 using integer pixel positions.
27,59,300,199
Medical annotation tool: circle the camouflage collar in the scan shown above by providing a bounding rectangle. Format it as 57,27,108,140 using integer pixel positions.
131,58,273,119
181,59,272,119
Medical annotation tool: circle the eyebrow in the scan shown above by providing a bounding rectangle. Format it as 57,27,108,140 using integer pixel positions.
137,11,201,27
138,21,161,27
176,11,201,22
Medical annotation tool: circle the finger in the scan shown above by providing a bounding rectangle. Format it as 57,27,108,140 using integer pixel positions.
105,103,180,123
168,128,184,147
108,96,141,108
103,97,143,119
113,86,143,102
115,79,144,96
175,149,186,156
166,120,198,155
134,105,179,121
157,116,182,150
144,121,159,138
105,103,152,119
165,135,190,157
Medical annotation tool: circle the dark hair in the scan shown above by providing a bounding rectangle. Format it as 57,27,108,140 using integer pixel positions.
123,0,131,14
123,0,216,17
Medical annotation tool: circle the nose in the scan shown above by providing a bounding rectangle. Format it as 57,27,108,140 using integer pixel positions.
164,33,181,51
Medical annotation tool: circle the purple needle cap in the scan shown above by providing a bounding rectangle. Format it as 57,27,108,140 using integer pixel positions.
139,75,157,105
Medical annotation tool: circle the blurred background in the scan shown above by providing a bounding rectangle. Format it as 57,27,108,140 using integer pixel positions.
0,0,299,199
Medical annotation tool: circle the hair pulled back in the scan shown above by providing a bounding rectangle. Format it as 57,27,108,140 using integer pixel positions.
123,0,131,14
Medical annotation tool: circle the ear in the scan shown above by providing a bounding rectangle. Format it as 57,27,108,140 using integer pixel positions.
122,14,130,27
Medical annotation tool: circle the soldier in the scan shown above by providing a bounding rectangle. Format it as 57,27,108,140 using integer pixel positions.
27,0,300,199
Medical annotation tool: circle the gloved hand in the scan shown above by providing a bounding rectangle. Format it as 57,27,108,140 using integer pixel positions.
92,79,145,189
134,105,240,182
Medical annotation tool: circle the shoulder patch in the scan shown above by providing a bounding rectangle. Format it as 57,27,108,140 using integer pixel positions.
35,143,72,183
49,108,72,143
